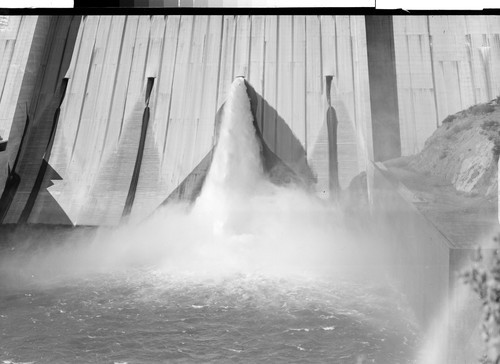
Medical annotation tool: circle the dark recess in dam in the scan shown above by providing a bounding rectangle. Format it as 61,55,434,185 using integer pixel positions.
325,75,340,198
122,77,156,220
365,15,402,162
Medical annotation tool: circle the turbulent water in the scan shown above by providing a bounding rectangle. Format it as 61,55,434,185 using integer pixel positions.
0,79,421,363
0,270,418,364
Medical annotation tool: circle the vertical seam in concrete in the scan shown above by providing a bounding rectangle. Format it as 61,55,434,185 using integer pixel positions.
304,16,308,155
406,32,418,153
192,16,210,165
150,15,167,126
334,16,339,79
291,15,295,152
0,40,5,69
349,17,358,129
66,17,84,80
161,15,182,164
188,15,195,64
214,15,224,120
71,16,101,161
247,15,252,80
201,20,207,64
427,16,440,127
86,16,113,189
49,79,69,153
274,16,279,151
13,16,23,48
231,15,237,80
118,17,140,140
28,17,57,123
185,15,196,170
12,109,30,174
54,18,74,94
61,16,84,124
464,17,478,105
0,40,11,104
93,17,113,116
155,15,167,95
455,61,463,108
0,37,4,68
319,16,323,96
44,16,62,92
99,16,128,166
60,17,82,82
0,17,32,107
141,19,152,91
261,18,266,134
291,16,294,68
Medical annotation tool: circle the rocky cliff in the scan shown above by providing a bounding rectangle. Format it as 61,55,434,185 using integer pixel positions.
407,101,500,198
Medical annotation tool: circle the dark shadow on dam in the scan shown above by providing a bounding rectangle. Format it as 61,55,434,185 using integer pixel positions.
121,77,156,221
27,163,73,225
159,79,317,207
244,80,316,189
0,108,30,223
325,75,340,198
365,16,402,161
18,77,73,225
159,106,224,207
0,16,81,225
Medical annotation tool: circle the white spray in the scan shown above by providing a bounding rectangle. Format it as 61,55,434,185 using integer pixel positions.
194,78,268,236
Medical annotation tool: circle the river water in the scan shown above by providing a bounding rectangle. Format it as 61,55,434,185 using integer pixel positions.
0,268,419,364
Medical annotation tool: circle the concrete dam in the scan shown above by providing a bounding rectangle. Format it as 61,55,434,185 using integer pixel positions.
0,14,500,226
1,14,500,363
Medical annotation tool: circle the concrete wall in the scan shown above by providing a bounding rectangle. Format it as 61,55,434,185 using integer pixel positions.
0,16,82,225
1,15,372,226
2,15,500,226
394,15,500,155
0,16,52,188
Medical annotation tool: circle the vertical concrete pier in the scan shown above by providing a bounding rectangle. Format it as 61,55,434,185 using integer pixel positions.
365,16,401,162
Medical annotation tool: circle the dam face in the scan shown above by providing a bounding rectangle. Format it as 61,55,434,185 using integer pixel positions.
0,15,499,226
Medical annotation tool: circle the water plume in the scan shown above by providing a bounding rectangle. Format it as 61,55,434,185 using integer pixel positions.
193,77,268,236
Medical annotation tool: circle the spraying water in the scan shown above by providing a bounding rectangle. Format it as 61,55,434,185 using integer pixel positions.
194,78,267,236
0,79,420,363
